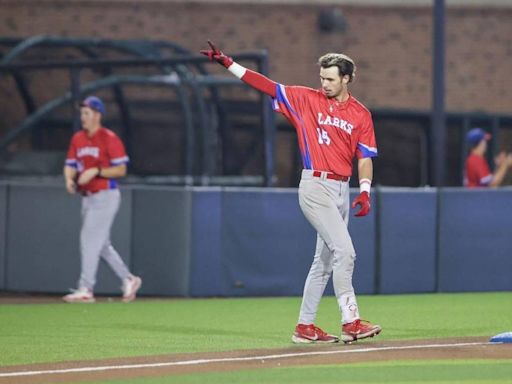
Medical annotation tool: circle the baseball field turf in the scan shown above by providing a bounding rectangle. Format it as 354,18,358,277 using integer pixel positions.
1,292,511,383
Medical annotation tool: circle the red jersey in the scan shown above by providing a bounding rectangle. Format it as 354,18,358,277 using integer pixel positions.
65,127,129,193
272,84,377,176
464,153,492,187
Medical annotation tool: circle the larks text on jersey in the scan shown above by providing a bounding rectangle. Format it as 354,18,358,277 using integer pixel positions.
77,147,100,158
317,113,354,135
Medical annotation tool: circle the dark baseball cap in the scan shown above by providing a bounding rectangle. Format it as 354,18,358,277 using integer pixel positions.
80,96,105,115
466,127,491,145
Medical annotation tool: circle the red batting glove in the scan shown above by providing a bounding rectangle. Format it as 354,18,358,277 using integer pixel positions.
351,191,370,217
200,40,234,68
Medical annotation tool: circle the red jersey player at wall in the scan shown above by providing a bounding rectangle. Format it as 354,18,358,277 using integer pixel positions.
201,41,381,344
63,96,142,303
464,127,512,188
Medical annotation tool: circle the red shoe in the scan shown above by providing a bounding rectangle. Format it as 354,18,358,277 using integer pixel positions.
342,319,381,342
292,324,339,344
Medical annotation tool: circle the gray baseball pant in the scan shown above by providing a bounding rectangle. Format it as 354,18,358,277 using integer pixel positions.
78,189,131,290
297,170,360,325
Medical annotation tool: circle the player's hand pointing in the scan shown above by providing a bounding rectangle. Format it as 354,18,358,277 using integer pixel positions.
200,40,234,68
352,191,370,217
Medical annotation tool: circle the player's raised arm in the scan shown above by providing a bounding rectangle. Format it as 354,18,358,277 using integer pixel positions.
200,40,277,98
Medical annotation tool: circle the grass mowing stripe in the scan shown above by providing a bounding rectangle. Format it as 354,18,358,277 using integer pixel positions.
1,292,511,366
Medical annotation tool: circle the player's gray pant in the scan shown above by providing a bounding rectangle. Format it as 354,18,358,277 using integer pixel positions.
297,170,360,325
78,189,131,290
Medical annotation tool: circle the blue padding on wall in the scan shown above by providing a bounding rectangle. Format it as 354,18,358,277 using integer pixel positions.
221,188,315,296
0,184,7,290
188,188,377,297
378,188,437,294
438,189,512,292
189,189,224,296
348,190,377,295
131,187,191,296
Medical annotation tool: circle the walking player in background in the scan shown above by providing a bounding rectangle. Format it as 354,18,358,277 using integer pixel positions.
201,41,381,343
464,127,512,188
63,96,142,303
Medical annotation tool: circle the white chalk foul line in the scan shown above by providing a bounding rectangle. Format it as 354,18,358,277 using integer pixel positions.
0,341,494,378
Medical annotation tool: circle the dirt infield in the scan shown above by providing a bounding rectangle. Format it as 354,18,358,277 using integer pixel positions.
1,337,511,384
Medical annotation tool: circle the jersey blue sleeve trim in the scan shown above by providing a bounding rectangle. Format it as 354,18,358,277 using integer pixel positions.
110,156,129,165
357,143,378,158
274,84,312,169
65,159,78,168
109,179,118,189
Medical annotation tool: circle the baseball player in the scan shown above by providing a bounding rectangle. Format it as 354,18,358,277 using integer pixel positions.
63,96,142,303
464,127,512,188
201,41,381,343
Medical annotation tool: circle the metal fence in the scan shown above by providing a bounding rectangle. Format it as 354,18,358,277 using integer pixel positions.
0,36,274,186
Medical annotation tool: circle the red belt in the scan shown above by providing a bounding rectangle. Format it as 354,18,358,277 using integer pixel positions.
80,189,104,196
312,171,349,182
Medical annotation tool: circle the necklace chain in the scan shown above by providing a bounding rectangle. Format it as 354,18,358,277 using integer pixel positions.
328,99,338,113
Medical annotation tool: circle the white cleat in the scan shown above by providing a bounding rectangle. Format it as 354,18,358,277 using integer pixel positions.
63,287,95,303
122,276,142,302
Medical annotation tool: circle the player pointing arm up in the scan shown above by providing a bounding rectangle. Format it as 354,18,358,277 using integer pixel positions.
201,41,381,343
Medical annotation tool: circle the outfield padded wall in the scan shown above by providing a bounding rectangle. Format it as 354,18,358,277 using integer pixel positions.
6,183,81,293
438,189,512,292
131,187,191,296
188,189,377,297
378,188,437,294
347,191,377,295
219,188,316,296
2,183,512,296
5,183,133,294
0,183,7,290
189,189,223,296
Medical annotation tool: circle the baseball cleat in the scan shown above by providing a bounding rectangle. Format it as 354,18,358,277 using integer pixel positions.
292,324,340,344
63,287,95,303
122,276,142,302
342,319,381,342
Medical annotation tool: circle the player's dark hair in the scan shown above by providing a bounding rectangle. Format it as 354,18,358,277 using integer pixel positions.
318,53,356,82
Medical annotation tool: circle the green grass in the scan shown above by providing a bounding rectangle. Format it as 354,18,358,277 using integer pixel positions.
83,360,512,384
0,292,511,366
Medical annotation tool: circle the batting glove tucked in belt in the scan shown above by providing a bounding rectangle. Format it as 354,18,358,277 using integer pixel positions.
200,40,234,68
352,191,370,217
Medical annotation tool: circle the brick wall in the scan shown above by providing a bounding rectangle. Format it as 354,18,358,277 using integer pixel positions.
1,1,511,113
